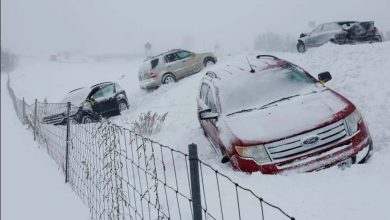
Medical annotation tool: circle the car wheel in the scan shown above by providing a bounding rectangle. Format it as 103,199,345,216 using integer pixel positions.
162,74,176,84
358,143,373,164
118,101,128,113
221,155,230,163
82,115,93,124
370,36,382,43
70,118,78,124
297,41,306,53
203,57,215,67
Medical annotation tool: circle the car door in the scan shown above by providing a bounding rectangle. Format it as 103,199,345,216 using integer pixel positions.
164,52,183,77
175,50,197,77
90,84,116,115
198,83,223,154
319,23,342,44
306,24,324,47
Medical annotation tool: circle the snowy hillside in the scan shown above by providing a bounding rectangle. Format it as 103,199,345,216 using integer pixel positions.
7,42,390,220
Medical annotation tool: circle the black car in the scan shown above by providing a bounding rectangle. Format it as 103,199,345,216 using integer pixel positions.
43,82,129,125
297,21,382,53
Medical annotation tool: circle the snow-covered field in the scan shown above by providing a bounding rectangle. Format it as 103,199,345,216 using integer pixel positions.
6,42,390,219
1,75,89,219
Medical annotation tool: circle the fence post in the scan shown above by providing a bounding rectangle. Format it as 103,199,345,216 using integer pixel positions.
34,99,38,140
189,143,202,220
22,97,26,125
65,102,71,183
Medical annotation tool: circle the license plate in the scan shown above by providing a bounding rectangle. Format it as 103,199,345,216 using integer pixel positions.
338,158,353,170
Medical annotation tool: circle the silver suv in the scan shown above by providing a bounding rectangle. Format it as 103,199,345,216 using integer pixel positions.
138,49,217,89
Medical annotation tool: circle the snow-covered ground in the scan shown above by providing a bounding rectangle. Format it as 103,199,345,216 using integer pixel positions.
6,42,390,219
1,74,89,220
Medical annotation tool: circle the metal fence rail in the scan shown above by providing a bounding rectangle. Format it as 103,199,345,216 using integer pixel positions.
6,75,295,220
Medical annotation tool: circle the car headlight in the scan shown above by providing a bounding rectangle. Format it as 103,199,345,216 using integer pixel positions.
345,110,362,135
235,145,271,164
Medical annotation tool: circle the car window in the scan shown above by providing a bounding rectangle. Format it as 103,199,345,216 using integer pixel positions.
92,85,114,99
151,58,159,69
312,25,324,34
176,50,192,59
205,88,217,113
323,23,341,31
200,83,209,100
284,64,315,83
164,53,178,63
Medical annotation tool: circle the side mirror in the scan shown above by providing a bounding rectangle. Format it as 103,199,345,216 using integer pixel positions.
86,98,96,104
318,71,332,83
199,108,218,120
300,33,307,38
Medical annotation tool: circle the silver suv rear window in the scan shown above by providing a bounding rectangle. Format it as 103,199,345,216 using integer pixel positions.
151,58,159,69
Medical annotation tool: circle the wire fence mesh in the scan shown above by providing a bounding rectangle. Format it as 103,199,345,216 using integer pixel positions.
6,76,295,220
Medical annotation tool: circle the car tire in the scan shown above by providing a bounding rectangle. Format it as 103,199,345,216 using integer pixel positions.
369,36,382,43
81,115,93,124
297,41,306,53
203,57,216,67
221,154,230,164
358,143,373,164
162,73,176,84
330,38,344,45
118,100,128,113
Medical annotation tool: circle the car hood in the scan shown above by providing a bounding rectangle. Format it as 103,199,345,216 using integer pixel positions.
223,89,351,145
61,87,90,105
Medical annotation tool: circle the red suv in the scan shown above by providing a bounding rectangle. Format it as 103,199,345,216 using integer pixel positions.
197,55,373,174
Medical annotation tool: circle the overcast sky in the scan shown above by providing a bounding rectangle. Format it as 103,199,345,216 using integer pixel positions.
1,0,389,56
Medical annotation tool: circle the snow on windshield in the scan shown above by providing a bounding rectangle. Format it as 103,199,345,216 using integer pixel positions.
219,65,319,116
61,87,90,104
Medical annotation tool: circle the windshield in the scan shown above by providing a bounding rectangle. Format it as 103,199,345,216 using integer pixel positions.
220,64,319,116
61,87,90,104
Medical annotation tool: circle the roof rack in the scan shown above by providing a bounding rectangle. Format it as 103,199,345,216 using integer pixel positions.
91,81,112,88
68,87,84,93
143,49,182,62
256,55,280,60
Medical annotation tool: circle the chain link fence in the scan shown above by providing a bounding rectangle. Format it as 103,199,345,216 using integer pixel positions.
6,75,295,220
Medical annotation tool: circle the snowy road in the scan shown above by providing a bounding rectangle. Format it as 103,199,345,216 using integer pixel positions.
5,42,390,219
1,74,89,220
